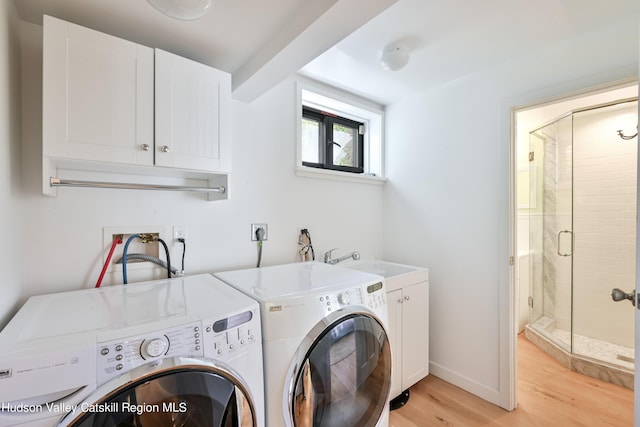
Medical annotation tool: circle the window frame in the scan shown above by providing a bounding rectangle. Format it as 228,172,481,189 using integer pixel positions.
302,106,365,174
296,79,386,185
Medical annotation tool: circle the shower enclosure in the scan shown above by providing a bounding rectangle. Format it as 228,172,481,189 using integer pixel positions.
527,98,638,388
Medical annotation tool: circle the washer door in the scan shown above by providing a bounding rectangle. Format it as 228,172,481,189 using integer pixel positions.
288,309,391,427
58,356,256,427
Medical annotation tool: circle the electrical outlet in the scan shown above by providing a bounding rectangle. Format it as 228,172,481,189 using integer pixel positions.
173,226,186,246
251,223,268,241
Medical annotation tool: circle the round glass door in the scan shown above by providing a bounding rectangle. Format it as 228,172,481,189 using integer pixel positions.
62,360,255,427
290,312,391,427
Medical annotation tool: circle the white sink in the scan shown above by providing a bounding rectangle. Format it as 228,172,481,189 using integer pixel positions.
342,260,428,292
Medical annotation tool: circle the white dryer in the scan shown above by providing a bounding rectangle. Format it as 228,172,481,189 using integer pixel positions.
215,262,391,427
0,274,264,427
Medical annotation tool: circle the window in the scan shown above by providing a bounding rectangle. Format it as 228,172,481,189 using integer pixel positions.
302,106,365,173
297,82,385,183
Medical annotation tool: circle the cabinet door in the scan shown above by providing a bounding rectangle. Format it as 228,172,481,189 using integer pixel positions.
155,49,231,172
43,16,154,165
387,289,403,399
401,281,429,389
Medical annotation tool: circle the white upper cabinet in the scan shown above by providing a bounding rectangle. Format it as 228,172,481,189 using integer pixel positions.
155,49,231,172
43,15,154,166
43,15,231,176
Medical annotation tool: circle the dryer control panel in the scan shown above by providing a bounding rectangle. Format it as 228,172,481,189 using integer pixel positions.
364,281,387,310
318,281,386,315
96,321,203,385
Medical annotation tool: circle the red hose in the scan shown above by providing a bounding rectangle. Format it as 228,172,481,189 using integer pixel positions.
95,236,122,288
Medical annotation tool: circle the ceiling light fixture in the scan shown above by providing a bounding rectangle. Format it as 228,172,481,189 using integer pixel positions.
147,0,212,20
380,44,410,71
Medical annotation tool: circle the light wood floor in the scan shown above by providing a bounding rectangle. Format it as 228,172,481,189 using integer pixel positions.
389,333,633,426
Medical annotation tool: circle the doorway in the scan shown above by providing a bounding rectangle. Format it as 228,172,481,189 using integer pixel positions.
514,82,638,389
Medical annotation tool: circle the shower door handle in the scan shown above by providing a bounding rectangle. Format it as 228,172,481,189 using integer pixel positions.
611,288,636,306
557,230,573,257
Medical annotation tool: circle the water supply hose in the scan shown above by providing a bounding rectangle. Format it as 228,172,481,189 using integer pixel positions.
122,234,140,285
95,235,122,288
115,253,178,275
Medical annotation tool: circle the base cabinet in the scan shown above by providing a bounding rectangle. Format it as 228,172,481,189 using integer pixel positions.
388,280,429,400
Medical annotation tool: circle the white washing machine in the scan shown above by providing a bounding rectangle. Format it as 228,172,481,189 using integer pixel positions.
215,262,391,427
0,274,264,427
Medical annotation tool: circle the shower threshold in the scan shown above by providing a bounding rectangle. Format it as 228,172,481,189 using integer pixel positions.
525,322,634,390
617,354,635,364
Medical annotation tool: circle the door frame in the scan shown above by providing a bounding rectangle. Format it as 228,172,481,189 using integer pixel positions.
507,76,639,410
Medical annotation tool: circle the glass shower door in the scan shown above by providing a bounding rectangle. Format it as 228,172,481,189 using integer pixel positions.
571,101,637,369
525,95,638,385
528,115,574,353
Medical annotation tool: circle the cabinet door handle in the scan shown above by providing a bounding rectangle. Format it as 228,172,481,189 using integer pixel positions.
404,296,410,302
397,299,403,304
140,143,150,151
160,145,170,153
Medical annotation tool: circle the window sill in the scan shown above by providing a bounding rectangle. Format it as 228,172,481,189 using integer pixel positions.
295,166,387,185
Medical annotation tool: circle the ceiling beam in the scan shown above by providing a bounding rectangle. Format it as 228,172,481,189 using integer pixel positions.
232,0,398,103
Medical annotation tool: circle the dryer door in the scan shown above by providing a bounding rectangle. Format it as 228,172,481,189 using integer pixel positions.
287,309,391,427
58,356,256,427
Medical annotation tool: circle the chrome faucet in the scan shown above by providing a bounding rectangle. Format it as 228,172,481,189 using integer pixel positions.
324,249,360,265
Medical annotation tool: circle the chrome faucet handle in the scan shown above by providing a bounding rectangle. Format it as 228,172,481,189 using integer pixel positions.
324,248,338,263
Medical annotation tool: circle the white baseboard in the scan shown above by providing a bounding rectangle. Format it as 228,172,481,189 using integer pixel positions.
428,361,506,409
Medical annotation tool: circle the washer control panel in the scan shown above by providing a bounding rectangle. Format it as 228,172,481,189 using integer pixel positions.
203,308,260,361
97,321,203,384
318,282,386,314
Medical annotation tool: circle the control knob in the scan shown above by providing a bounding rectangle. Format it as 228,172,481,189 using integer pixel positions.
338,292,350,305
143,338,168,359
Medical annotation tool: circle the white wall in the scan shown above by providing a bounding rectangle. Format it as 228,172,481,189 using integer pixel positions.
383,14,639,408
3,21,384,327
0,0,22,327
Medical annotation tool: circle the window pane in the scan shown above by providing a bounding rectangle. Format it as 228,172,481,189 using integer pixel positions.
332,123,356,167
302,118,320,163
